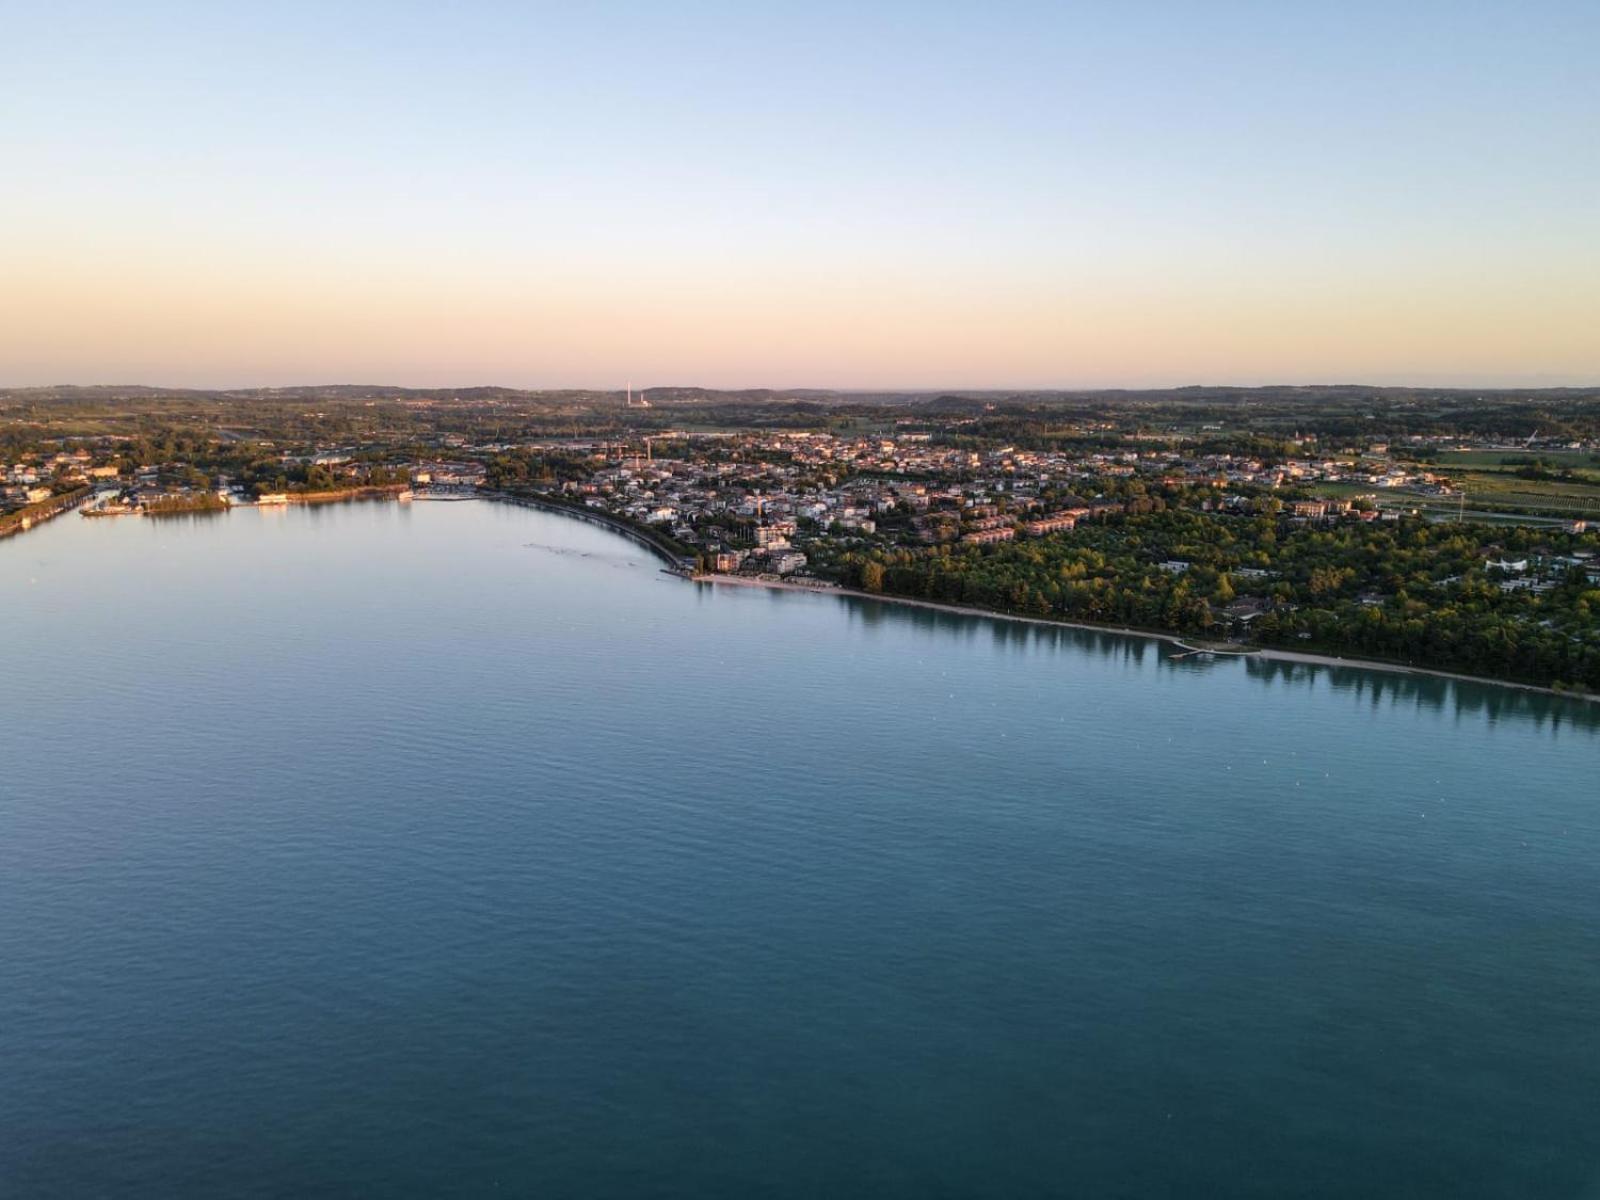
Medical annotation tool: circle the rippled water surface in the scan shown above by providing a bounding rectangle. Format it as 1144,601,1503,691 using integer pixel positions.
3,500,1598,1198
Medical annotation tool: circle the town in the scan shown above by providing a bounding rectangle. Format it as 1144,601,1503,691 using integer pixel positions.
5,385,1600,691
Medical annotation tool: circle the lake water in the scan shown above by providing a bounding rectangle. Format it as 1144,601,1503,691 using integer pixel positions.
4,499,1599,1198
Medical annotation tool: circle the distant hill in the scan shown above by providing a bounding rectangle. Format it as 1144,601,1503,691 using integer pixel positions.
910,395,994,416
4,383,1598,409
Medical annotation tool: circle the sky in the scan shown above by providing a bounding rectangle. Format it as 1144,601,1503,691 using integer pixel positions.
2,0,1596,390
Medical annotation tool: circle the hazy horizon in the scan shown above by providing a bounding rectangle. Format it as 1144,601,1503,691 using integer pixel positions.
4,1,1596,388
8,373,1600,394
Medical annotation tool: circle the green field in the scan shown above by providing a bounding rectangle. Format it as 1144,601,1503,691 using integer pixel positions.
1310,481,1379,498
1313,473,1600,523
1450,470,1600,510
1432,448,1600,470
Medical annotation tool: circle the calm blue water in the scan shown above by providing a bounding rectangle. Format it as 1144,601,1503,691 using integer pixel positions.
3,499,1599,1198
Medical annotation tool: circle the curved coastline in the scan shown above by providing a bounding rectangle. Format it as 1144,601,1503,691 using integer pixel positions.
20,487,1593,710
485,491,693,569
686,574,1600,709
471,491,1598,706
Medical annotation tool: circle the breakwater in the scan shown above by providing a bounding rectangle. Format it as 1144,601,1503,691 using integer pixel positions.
486,491,696,570
0,486,92,540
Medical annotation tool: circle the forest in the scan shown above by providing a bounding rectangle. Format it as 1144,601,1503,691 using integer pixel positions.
822,511,1600,692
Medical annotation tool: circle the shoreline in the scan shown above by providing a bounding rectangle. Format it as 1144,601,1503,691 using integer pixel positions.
23,489,1592,707
280,484,410,505
0,485,92,539
690,572,1599,705
486,491,693,568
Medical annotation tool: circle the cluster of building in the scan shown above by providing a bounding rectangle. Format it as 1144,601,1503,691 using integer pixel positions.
12,424,1593,566
517,430,1458,575
1479,552,1600,594
2,450,121,514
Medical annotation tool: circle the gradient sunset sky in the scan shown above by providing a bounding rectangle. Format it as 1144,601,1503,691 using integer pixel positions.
3,1,1596,389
